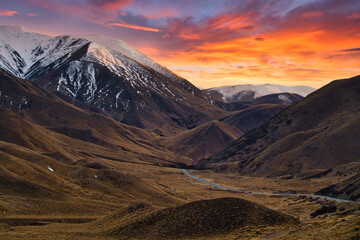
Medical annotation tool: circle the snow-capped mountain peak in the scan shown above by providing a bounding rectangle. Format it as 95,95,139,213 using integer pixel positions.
0,26,90,78
78,34,147,62
85,42,125,73
77,34,184,84
0,25,220,133
206,84,316,103
0,25,50,75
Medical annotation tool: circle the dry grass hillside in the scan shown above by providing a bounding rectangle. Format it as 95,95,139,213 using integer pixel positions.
203,76,360,177
101,197,299,239
158,120,243,161
316,173,360,201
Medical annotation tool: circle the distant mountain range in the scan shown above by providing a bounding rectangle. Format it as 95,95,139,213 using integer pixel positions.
205,84,315,103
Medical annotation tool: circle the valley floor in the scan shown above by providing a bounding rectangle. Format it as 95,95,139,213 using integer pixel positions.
0,161,359,239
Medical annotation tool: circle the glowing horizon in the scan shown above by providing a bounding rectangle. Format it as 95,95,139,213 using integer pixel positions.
0,0,359,89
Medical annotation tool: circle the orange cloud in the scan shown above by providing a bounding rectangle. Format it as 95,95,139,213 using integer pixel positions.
109,22,161,32
21,0,360,89
152,23,360,89
302,11,323,18
0,10,18,16
208,15,250,30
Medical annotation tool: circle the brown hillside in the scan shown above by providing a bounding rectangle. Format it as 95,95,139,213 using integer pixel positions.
104,197,298,239
0,140,179,216
203,75,360,176
159,120,243,161
221,104,287,133
315,173,360,201
0,108,69,153
0,69,191,166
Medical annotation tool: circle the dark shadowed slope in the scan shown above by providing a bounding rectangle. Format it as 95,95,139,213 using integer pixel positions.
202,75,360,176
221,104,287,134
158,120,243,161
316,173,360,201
91,197,298,239
252,93,303,105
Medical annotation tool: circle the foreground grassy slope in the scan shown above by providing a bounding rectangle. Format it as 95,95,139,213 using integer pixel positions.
89,197,298,239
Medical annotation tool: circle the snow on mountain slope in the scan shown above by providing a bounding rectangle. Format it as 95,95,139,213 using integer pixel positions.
0,25,50,75
53,42,182,104
77,34,179,82
206,84,316,103
0,25,89,79
76,34,208,98
25,36,89,79
278,94,292,104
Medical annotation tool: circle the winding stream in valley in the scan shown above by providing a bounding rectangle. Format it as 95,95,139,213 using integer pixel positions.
180,169,353,202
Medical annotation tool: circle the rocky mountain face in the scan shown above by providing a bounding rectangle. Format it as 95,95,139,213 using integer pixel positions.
205,84,315,103
200,76,360,176
0,25,224,135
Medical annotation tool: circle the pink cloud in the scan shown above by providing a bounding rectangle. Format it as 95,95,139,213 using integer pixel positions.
109,22,161,32
29,0,131,24
302,11,323,18
95,0,131,11
27,13,38,17
0,10,18,16
118,10,127,16
144,10,173,20
347,12,360,20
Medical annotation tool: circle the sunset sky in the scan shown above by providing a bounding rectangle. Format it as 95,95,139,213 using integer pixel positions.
1,0,359,88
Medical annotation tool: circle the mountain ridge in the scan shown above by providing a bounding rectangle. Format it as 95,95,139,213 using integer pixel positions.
205,84,315,103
